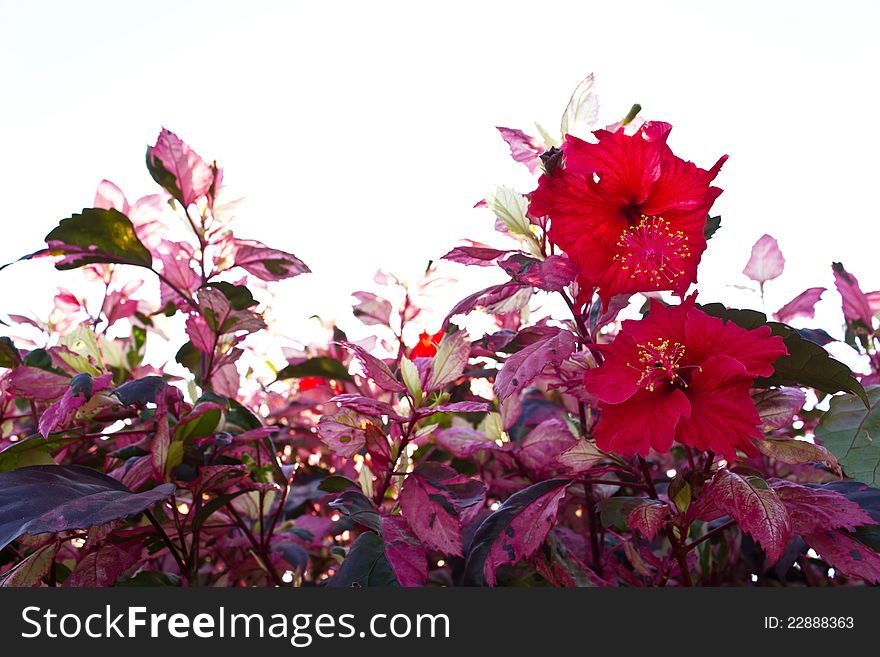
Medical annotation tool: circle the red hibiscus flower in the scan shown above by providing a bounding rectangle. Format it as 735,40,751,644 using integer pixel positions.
583,296,787,461
529,122,727,305
411,330,444,359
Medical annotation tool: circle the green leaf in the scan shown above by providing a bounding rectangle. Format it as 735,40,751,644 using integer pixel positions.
704,215,721,240
0,435,77,473
275,357,353,382
326,532,398,587
698,303,868,406
45,208,152,270
597,496,646,531
815,386,880,488
318,475,359,493
201,282,257,310
0,337,20,368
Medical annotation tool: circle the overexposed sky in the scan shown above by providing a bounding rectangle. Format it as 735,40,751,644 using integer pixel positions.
1,0,878,359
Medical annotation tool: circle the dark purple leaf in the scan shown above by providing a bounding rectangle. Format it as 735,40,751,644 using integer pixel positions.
464,479,570,585
0,465,175,550
500,254,577,293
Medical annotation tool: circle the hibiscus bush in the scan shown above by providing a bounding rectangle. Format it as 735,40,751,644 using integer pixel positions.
1,75,879,588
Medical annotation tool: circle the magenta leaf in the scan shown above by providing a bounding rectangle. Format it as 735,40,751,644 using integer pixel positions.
464,478,570,585
752,387,806,430
146,128,215,207
743,234,784,285
65,543,138,587
755,437,841,474
7,366,70,402
497,126,544,173
352,291,393,327
442,243,513,267
500,254,577,292
380,515,428,587
695,469,792,563
399,463,485,556
232,239,310,281
494,330,577,401
0,465,175,550
444,282,532,328
802,530,880,583
340,342,406,392
435,426,500,458
317,409,379,458
773,287,825,324
45,208,153,271
39,372,113,437
628,500,671,541
0,542,58,587
770,480,872,535
517,417,577,473
832,262,876,329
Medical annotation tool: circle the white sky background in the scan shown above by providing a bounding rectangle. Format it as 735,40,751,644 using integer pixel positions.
1,0,878,369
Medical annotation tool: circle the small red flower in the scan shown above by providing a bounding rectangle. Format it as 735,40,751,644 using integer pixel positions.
411,330,444,359
583,296,787,461
299,377,327,392
529,122,727,305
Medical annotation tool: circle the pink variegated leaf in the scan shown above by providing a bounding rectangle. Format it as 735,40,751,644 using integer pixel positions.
39,372,113,437
317,409,380,458
93,180,130,214
769,480,872,535
694,469,792,563
497,127,544,173
628,500,671,541
557,440,606,473
756,437,841,475
351,291,393,327
380,515,428,587
442,242,513,267
232,239,310,282
156,240,200,310
399,463,486,556
443,282,532,328
65,543,137,587
423,401,490,415
752,387,806,430
773,287,825,324
7,366,70,402
500,254,577,293
832,262,875,328
435,426,500,458
185,314,215,354
802,530,880,583
146,128,215,207
464,479,571,586
340,342,405,392
426,330,470,391
517,417,577,472
494,330,577,401
743,234,784,285
330,394,403,421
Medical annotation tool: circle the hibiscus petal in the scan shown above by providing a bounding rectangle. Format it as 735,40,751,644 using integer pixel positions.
674,355,762,461
684,306,787,378
593,387,691,457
